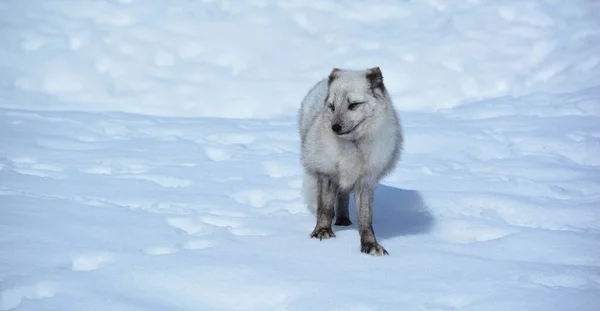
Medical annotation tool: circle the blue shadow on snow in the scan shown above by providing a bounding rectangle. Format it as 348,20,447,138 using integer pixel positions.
343,184,434,239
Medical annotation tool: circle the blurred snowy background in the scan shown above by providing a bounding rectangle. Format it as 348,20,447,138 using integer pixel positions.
1,1,599,310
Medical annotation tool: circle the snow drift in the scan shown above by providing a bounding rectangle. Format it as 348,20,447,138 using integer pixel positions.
1,0,599,118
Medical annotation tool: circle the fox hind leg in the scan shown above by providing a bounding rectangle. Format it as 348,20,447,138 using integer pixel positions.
302,172,318,215
334,191,352,226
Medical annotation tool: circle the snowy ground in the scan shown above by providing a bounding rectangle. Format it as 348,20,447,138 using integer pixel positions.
1,0,600,310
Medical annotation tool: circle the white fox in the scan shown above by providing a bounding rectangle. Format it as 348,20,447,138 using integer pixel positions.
298,67,403,256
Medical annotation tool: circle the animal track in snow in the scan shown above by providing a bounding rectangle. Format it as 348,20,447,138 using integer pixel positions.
71,252,115,271
204,146,232,162
0,281,57,311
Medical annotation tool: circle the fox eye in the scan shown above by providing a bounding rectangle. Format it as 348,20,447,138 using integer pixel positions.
328,103,335,112
348,102,364,110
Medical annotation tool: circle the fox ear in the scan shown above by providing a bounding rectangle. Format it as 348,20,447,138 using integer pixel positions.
328,68,340,83
366,67,383,89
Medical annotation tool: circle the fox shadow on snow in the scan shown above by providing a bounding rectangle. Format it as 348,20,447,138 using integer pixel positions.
341,184,434,239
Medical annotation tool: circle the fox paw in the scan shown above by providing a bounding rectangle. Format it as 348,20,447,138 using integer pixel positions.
334,217,352,226
361,243,388,256
310,227,336,240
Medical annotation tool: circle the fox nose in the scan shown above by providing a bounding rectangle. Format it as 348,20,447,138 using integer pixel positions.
332,123,342,134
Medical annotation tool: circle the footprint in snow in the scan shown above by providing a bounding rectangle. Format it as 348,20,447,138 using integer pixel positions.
71,252,115,271
204,146,233,162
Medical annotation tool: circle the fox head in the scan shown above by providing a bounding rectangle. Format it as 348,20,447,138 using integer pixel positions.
324,67,391,141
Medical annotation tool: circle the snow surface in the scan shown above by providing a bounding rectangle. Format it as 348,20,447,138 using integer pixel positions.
1,0,600,310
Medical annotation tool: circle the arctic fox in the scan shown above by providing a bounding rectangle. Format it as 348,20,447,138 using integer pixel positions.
298,67,403,256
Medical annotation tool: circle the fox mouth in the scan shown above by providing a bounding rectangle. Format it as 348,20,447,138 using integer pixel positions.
337,119,366,136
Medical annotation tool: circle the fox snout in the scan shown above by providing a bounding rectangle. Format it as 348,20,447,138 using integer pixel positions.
331,114,346,135
331,123,342,134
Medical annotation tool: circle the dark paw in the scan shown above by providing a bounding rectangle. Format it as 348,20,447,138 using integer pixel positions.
310,227,336,240
361,243,389,256
334,217,352,226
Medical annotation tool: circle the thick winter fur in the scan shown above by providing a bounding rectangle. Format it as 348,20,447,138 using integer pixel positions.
298,67,403,256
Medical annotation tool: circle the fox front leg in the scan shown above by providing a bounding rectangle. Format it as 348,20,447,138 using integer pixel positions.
355,183,388,256
310,174,338,240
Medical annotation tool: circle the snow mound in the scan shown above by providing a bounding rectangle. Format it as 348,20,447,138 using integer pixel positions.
1,0,599,118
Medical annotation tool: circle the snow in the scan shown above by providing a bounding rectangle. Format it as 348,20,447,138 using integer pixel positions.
1,0,600,310
2,0,600,118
